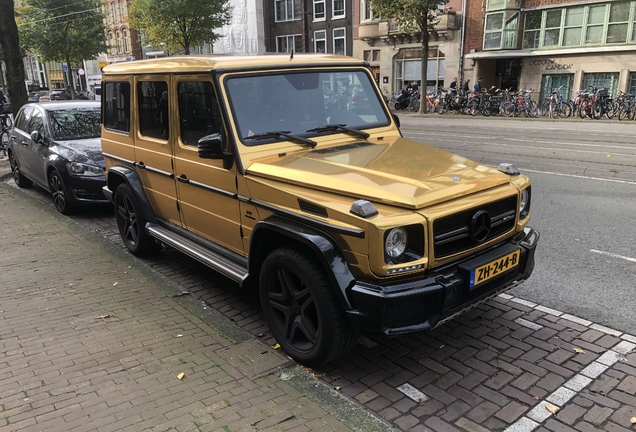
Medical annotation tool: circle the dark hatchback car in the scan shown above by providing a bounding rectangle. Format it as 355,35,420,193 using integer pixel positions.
8,101,107,214
50,89,72,100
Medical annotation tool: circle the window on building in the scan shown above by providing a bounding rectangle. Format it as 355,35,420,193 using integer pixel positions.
112,2,119,23
314,30,326,53
123,29,130,53
116,30,122,54
583,72,619,96
372,50,380,61
333,0,345,18
108,32,115,55
363,50,371,61
137,81,169,140
104,81,131,133
394,48,445,93
522,1,636,49
487,0,521,11
484,11,519,49
178,81,222,146
275,0,301,22
105,6,111,24
119,0,126,17
276,35,303,53
628,72,636,94
333,28,345,55
540,74,574,103
361,0,373,20
314,0,325,20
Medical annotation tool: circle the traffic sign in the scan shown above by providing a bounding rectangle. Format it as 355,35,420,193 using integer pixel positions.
78,68,85,76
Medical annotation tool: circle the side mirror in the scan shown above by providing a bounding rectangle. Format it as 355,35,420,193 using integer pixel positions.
198,133,230,160
30,131,43,144
392,113,401,128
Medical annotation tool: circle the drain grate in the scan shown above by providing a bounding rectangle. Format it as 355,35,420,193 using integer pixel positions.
217,339,294,378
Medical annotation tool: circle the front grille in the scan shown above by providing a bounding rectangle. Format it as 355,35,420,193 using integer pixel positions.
433,195,517,258
385,292,442,329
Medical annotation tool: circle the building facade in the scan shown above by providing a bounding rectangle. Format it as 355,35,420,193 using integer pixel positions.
103,0,141,63
464,0,636,101
353,0,463,98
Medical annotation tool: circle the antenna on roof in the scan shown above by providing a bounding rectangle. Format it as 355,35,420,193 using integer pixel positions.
290,49,294,61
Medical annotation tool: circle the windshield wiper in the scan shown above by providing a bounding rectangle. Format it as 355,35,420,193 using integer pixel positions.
306,124,370,139
243,130,317,148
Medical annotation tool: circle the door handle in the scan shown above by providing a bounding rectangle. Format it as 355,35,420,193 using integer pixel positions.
177,174,188,183
136,161,146,169
20,141,28,146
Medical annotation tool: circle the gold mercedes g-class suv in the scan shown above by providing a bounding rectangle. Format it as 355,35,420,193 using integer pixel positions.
101,54,539,366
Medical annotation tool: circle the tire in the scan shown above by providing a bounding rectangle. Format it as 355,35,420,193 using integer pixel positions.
630,106,636,121
592,100,602,120
49,170,74,214
501,101,515,117
541,99,550,116
579,100,588,119
1,115,12,130
9,150,33,188
114,184,158,256
559,103,572,118
528,101,540,118
618,103,630,121
606,101,618,119
0,130,9,154
436,101,448,115
394,102,402,111
259,247,358,366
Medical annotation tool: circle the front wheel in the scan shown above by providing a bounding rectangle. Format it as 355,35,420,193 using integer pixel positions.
592,100,603,120
259,247,358,366
501,101,515,117
0,115,12,130
49,170,74,215
114,184,159,256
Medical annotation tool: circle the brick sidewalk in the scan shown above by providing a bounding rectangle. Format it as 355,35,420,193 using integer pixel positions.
0,185,389,432
4,172,636,432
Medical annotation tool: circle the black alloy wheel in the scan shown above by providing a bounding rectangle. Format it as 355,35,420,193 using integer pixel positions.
259,247,358,366
9,151,33,188
114,184,157,256
49,170,73,214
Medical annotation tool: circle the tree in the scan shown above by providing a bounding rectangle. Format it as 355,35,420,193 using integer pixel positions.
0,0,28,115
128,0,231,55
371,0,449,114
18,0,105,99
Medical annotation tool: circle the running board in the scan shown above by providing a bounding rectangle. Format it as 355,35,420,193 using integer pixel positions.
146,223,249,285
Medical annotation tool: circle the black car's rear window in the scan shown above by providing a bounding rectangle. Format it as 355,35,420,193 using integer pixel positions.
48,108,101,140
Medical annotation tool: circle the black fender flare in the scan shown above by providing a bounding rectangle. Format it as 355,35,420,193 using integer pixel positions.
106,165,158,224
249,215,358,310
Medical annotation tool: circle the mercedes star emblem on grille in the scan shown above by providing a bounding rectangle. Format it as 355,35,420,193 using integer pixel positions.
470,210,492,243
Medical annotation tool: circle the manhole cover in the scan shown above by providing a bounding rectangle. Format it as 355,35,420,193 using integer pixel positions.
217,339,294,378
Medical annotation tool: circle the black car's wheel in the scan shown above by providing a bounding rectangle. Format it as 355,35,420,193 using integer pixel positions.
9,150,33,188
259,247,358,366
49,170,73,214
114,184,158,256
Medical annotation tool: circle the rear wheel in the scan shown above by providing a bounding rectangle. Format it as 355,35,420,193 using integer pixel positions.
114,184,159,256
9,150,32,188
501,101,515,117
592,100,603,120
259,247,358,366
579,100,589,119
528,101,540,118
436,101,448,115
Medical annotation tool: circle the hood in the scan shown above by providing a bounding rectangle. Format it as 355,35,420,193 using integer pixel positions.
53,138,105,168
245,138,512,209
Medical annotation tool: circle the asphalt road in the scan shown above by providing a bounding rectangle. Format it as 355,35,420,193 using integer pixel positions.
399,114,636,334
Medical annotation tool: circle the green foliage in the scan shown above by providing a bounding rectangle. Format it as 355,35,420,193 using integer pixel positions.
17,0,105,63
128,0,231,55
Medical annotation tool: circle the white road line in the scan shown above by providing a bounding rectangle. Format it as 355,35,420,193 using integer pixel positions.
590,249,636,263
522,169,636,184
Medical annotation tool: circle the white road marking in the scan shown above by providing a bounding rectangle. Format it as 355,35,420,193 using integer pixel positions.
522,169,636,184
590,249,636,263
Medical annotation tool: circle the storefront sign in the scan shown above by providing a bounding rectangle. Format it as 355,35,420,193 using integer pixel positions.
527,59,573,70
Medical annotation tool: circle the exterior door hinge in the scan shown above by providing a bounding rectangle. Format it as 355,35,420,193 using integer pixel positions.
176,201,180,212
239,226,244,238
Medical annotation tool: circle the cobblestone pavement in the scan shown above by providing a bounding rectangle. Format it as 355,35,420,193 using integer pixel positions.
4,173,636,432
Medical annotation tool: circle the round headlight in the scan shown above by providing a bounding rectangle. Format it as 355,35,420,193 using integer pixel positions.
519,189,529,214
385,228,408,259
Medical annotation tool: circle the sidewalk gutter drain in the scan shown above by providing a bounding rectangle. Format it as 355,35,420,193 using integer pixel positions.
217,339,294,379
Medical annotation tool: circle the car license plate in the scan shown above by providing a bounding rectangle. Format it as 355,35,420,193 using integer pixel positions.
469,250,520,288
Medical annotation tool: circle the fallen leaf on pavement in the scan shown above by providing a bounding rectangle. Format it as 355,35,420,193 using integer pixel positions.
334,386,340,390
630,416,636,424
177,373,185,380
573,347,585,354
546,404,558,414
113,282,118,286
97,314,112,319
273,343,281,349
533,396,540,400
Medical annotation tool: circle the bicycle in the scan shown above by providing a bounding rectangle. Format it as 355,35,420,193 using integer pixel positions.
0,111,12,158
547,86,572,118
501,89,539,118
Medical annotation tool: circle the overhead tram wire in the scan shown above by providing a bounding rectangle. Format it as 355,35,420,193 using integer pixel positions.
21,0,99,18
20,7,102,26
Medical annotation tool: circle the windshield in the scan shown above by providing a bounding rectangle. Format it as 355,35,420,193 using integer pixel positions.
225,69,390,145
48,108,101,140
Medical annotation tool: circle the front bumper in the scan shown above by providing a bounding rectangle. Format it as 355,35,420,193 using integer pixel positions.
346,227,539,336
62,172,108,205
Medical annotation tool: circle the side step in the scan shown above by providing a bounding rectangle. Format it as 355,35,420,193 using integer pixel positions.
146,224,249,285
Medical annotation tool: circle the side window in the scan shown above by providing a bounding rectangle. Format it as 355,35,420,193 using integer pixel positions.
178,81,222,146
15,107,34,132
138,81,169,140
103,81,131,133
28,110,46,136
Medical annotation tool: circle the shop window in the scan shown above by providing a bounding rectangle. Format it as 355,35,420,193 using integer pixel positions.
314,0,325,20
540,74,574,103
394,48,445,93
583,72,619,96
104,81,131,133
314,30,326,53
333,28,346,55
276,35,303,53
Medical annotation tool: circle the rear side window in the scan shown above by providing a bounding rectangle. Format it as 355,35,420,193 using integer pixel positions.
137,81,168,140
178,81,222,146
103,81,131,133
15,106,34,132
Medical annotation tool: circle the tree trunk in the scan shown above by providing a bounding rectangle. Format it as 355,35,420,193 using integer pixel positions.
419,15,430,115
65,56,76,99
0,0,28,115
